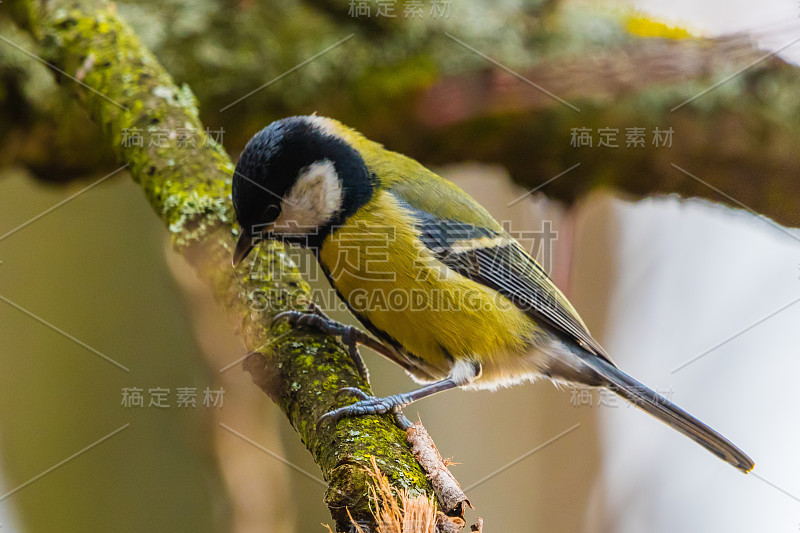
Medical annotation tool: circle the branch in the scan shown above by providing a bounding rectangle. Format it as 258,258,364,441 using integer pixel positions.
7,1,456,529
403,35,800,230
8,3,800,233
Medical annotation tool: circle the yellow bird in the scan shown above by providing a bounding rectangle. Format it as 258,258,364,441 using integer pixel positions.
231,115,754,473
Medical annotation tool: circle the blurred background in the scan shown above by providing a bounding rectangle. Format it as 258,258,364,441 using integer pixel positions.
1,0,799,531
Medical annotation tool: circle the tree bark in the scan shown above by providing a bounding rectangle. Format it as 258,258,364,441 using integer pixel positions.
7,1,436,530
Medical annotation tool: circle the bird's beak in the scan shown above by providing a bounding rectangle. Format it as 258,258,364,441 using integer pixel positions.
232,232,255,268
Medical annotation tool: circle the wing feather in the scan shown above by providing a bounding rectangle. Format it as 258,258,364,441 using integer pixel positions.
392,193,612,361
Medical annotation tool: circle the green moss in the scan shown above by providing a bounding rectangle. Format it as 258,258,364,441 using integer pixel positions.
10,2,443,528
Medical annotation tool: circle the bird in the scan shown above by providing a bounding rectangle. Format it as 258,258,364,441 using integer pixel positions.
231,114,754,473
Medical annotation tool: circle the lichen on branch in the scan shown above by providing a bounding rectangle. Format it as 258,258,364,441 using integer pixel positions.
7,0,435,529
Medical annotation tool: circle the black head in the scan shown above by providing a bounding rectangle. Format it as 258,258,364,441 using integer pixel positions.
231,116,374,266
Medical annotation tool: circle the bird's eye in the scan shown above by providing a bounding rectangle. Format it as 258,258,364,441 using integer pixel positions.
264,204,281,222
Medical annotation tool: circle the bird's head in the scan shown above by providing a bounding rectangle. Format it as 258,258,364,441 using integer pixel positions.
231,115,373,267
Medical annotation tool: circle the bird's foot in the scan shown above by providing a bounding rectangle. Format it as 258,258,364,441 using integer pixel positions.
321,388,413,429
272,309,371,385
271,307,343,335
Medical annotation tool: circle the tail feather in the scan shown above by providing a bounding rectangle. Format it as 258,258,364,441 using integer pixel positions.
576,351,754,473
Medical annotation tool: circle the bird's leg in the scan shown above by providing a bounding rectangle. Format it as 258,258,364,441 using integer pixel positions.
273,307,454,430
319,362,482,426
272,308,372,386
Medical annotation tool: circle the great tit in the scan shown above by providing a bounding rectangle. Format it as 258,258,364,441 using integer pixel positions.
231,115,754,473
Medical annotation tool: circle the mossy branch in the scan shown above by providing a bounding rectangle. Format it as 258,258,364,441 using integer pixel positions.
8,0,800,234
404,35,800,230
7,0,436,529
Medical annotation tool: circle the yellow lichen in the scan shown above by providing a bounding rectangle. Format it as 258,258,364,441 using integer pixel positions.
624,13,692,40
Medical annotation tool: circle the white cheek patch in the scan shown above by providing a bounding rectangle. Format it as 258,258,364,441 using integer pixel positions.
273,160,343,234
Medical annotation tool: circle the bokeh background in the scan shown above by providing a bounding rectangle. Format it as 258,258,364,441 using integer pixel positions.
1,0,799,531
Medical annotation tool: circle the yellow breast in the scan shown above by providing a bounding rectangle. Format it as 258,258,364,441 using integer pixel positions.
318,190,536,377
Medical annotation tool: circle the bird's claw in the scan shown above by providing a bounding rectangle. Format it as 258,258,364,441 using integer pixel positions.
335,387,370,401
272,309,347,335
273,311,372,386
318,393,408,426
271,302,329,328
271,309,306,329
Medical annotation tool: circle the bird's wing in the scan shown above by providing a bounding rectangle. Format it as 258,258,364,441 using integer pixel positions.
387,183,612,362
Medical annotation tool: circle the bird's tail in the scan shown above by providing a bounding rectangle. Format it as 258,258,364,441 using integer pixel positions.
574,350,754,473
